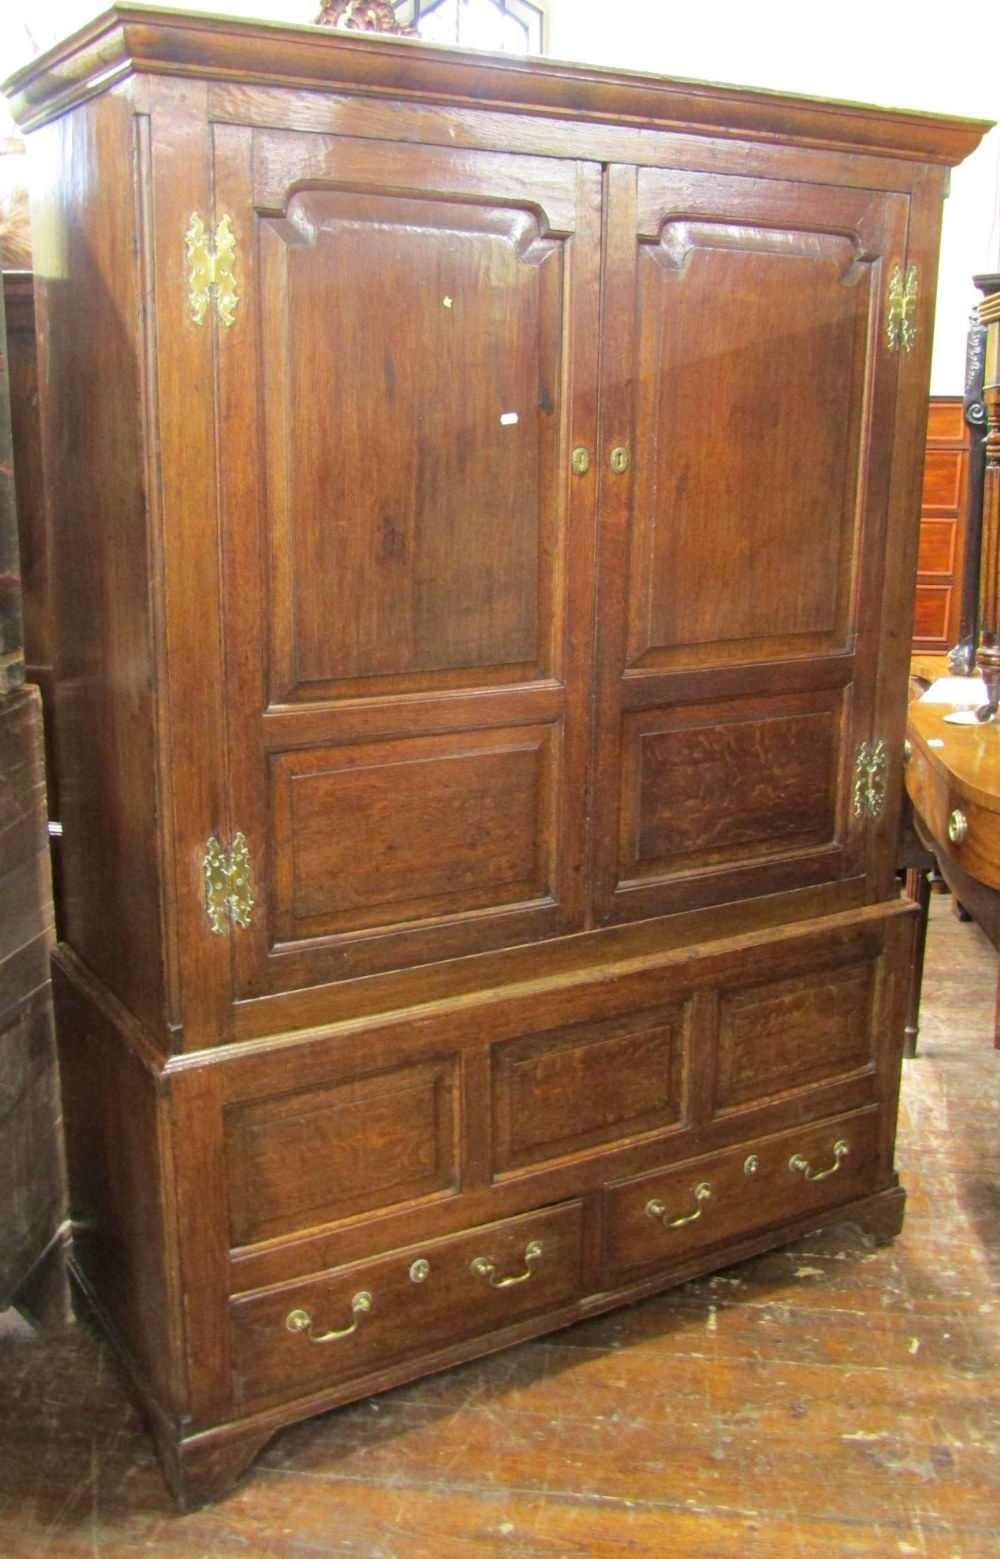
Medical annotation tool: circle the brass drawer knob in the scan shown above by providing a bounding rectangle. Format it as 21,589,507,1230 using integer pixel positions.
947,809,968,845
645,1182,711,1229
285,1290,372,1344
788,1139,848,1183
470,1238,542,1289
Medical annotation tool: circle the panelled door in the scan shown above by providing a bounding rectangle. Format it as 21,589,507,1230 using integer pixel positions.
213,127,602,999
590,163,911,927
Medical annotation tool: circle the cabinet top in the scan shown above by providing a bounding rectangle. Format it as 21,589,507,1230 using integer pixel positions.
3,1,992,164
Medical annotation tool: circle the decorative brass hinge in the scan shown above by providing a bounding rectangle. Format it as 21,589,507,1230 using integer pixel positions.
185,213,238,328
203,832,254,934
853,739,888,821
886,263,918,354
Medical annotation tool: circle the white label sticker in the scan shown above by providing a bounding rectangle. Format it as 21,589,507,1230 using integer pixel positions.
500,412,519,426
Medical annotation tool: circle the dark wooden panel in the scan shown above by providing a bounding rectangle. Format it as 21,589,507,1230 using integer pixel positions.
626,178,877,670
225,1055,459,1246
51,953,184,1415
270,725,556,942
29,95,166,1041
620,693,841,884
715,960,875,1114
230,1200,584,1407
491,1001,690,1172
262,192,558,697
3,276,48,695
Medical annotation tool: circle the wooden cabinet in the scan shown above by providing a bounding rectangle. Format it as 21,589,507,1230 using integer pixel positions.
912,398,971,652
4,5,990,1507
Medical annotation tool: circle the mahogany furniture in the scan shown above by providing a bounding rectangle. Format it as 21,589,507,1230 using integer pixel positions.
4,7,990,1507
905,694,1000,1044
912,398,970,654
974,277,1000,712
905,280,1000,1037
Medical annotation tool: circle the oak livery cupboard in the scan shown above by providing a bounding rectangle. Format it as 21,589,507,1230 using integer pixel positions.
4,6,990,1506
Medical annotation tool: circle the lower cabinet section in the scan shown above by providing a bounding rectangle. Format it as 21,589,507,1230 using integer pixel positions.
52,897,915,1508
231,1200,586,1408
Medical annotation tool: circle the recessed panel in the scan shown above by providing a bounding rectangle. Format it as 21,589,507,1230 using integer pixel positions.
492,1002,689,1172
271,725,556,941
225,1056,458,1246
620,694,842,884
628,223,868,668
921,449,964,512
916,520,957,574
262,191,564,698
912,584,952,643
715,961,875,1114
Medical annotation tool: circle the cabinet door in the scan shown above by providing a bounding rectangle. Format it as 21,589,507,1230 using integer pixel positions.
213,128,601,1003
591,164,910,927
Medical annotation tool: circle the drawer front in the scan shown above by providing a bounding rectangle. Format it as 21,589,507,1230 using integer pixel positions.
906,749,1000,891
231,1200,584,1407
603,1109,880,1280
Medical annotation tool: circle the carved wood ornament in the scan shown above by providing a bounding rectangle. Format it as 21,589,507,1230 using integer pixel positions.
315,0,418,34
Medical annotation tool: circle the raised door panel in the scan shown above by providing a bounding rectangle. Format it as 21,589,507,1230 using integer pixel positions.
212,128,601,1011
592,165,909,926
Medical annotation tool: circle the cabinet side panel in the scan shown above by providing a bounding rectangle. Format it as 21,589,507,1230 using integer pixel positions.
28,91,166,1035
52,953,184,1418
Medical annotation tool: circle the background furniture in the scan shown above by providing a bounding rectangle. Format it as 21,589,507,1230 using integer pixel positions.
905,694,1000,1046
905,277,1000,1044
5,5,989,1507
0,276,70,1331
912,398,970,654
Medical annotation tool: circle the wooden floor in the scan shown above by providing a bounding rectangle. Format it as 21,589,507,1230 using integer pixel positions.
2,892,999,1558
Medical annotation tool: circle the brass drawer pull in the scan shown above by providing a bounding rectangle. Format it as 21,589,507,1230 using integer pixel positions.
285,1290,372,1343
789,1139,849,1183
471,1238,542,1289
645,1182,711,1228
948,809,968,845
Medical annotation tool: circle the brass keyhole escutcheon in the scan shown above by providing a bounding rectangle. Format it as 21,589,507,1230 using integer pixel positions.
610,445,630,475
571,446,591,476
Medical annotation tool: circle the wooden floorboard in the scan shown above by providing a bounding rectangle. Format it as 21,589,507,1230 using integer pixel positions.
2,892,998,1557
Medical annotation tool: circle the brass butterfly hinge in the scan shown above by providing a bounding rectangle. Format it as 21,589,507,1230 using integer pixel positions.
886,263,918,354
203,831,254,934
185,212,238,328
853,739,888,821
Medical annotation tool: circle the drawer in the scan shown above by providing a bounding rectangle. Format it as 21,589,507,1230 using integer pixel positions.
905,748,1000,891
603,1109,880,1280
231,1199,584,1407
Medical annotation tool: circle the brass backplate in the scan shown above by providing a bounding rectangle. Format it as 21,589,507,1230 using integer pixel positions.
186,212,238,328
886,263,918,354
